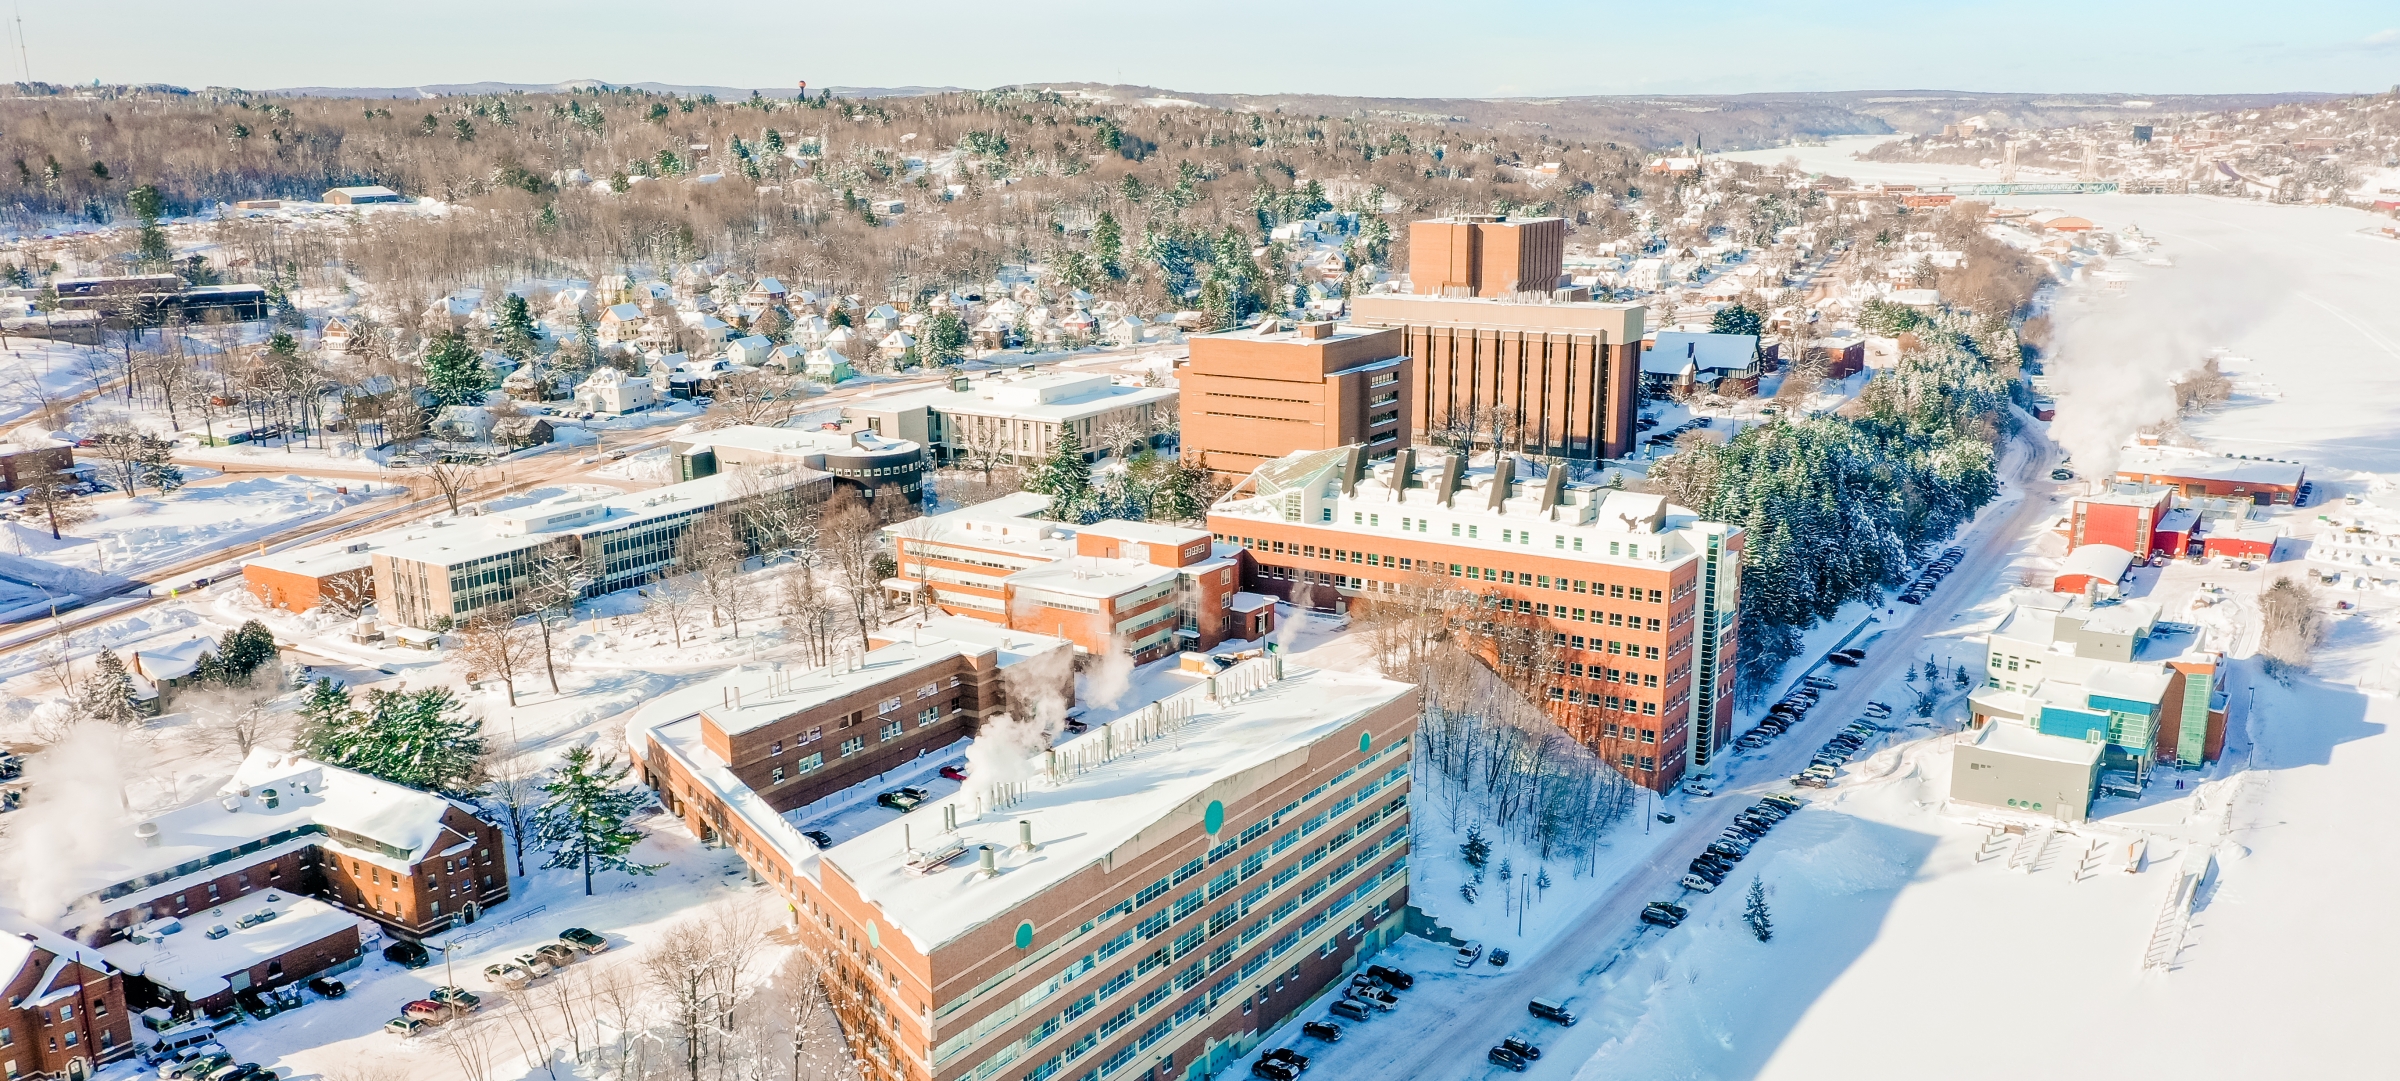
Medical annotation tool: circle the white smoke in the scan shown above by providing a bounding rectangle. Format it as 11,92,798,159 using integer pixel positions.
962,644,1074,802
1,721,150,926
2046,239,2286,480
1081,637,1134,711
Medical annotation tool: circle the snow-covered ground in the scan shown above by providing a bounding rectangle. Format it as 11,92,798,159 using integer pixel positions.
2,474,383,578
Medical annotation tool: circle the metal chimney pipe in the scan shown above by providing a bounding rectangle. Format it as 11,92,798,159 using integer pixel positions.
1017,819,1036,853
978,845,998,877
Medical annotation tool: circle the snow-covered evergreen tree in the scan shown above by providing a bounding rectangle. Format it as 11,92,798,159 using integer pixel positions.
1745,877,1774,942
534,744,660,895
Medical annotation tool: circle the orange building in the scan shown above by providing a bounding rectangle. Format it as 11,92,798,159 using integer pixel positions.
1405,215,1567,299
1349,215,1644,461
625,659,1419,1081
1209,445,1743,791
1180,320,1410,481
888,496,1266,661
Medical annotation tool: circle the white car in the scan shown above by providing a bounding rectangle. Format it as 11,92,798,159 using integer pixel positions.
1685,783,1715,798
1454,942,1484,968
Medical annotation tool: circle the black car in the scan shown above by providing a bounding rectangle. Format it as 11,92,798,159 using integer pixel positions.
1837,648,1867,662
1302,1021,1343,1042
1250,1059,1297,1081
876,787,930,812
384,940,431,968
306,976,346,998
1898,593,1925,605
1641,902,1688,928
804,830,834,849
1488,948,1510,967
1367,964,1414,990
1502,1037,1543,1061
236,991,276,1018
1487,1047,1529,1072
1826,653,1859,667
1263,1048,1310,1072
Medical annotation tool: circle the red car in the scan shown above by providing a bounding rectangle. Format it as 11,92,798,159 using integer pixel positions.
940,765,968,781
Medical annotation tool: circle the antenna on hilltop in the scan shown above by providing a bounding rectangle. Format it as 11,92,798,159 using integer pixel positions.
11,0,26,84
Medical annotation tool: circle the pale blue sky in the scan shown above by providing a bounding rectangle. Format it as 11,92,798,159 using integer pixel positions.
33,1,2400,97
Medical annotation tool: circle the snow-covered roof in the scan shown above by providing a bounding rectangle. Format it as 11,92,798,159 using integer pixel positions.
1648,332,1758,375
132,637,217,682
823,663,1415,953
1005,556,1178,602
1971,720,2103,767
53,750,473,915
1075,521,1212,548
2057,543,2134,582
2116,446,2305,488
98,890,360,1001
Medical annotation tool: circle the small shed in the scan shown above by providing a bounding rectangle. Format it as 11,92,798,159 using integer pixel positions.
323,185,403,205
2053,544,2134,596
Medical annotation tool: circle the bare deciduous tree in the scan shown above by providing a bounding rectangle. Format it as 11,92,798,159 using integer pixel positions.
418,460,481,515
455,610,541,706
2258,575,2326,677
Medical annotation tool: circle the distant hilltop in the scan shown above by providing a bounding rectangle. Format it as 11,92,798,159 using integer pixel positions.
252,80,965,100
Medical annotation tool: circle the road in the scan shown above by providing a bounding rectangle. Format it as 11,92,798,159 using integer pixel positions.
1322,444,2062,1081
0,341,1185,653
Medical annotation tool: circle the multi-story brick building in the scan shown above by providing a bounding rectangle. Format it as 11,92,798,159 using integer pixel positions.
1347,215,1645,462
888,496,1265,662
46,751,511,1021
631,617,1076,836
843,370,1177,468
0,914,135,1081
1179,321,1411,481
630,657,1418,1081
1208,444,1743,790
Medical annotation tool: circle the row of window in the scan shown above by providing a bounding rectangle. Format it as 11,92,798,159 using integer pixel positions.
932,743,1411,1051
984,836,1411,1081
1553,632,1675,660
1223,534,1677,598
1550,687,1660,715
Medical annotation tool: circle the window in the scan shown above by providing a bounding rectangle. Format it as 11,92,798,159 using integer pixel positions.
771,740,783,756
918,706,940,726
1554,535,1565,549
841,737,864,757
1369,514,1380,526
880,721,903,741
1450,522,1460,536
797,752,824,773
1468,525,1479,539
1352,512,1363,524
1321,508,1332,522
772,767,786,784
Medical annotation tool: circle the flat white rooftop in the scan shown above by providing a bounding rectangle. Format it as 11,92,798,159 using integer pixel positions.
99,890,361,1001
823,663,1414,953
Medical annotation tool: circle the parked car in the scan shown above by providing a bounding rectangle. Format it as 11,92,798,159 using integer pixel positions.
1349,981,1396,1005
1826,653,1859,668
1301,1021,1342,1042
1528,997,1578,1026
383,940,430,968
385,1017,428,1038
1487,948,1510,967
1792,773,1831,788
804,830,834,849
306,976,346,999
1263,1048,1310,1072
235,991,276,1018
558,927,609,953
1343,990,1395,1012
533,943,579,968
1837,647,1867,662
1642,902,1690,928
1328,1000,1371,1022
1250,1060,1297,1081
1454,942,1484,967
1487,1047,1529,1072
512,953,557,978
1763,793,1803,811
430,987,481,1010
401,1000,461,1024
484,963,535,989
164,1054,232,1080
1366,964,1414,990
1501,1037,1543,1061
939,764,968,781
1685,782,1715,798
2050,468,2075,481
877,786,930,812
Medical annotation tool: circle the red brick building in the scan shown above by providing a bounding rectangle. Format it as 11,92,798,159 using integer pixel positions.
0,918,135,1081
1347,215,1644,462
1180,321,1411,482
627,659,1418,1081
1208,444,1743,790
2116,445,2306,505
631,619,1075,843
889,497,1262,662
2065,485,2177,557
0,442,74,492
47,751,511,1026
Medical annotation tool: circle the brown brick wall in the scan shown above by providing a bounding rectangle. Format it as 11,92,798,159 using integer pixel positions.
0,952,135,1081
1347,294,1642,461
243,563,372,614
1181,327,1412,481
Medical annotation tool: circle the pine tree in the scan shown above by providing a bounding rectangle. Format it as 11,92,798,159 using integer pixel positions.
1024,423,1093,510
139,437,182,493
1461,825,1491,871
494,293,538,363
423,332,492,406
1093,211,1123,278
534,744,660,896
81,650,143,726
302,686,485,795
1710,303,1764,339
1745,878,1774,942
922,311,968,365
214,620,278,685
128,185,172,269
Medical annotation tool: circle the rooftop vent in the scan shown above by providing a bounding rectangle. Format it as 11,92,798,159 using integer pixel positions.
134,821,161,847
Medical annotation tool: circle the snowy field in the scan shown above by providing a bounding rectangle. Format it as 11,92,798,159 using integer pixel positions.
2,474,381,578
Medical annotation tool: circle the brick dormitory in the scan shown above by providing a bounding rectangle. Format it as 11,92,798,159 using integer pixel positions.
1206,443,1743,791
624,621,1418,1081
